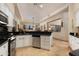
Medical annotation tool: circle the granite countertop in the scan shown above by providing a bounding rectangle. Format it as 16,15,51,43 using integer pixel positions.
10,31,52,36
70,32,79,38
0,39,8,47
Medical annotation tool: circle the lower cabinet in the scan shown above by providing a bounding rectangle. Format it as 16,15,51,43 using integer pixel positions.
16,35,52,50
16,36,24,48
41,36,51,50
16,35,32,48
69,35,79,50
0,41,8,56
24,35,32,47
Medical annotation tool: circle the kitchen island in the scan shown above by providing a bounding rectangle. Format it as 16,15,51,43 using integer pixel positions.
13,31,53,50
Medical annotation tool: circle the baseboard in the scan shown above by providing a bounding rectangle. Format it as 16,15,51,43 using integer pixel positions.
41,48,50,51
16,46,32,49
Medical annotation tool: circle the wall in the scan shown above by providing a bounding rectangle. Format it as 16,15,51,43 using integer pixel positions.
68,3,79,33
40,9,69,41
52,11,68,41
6,3,15,16
73,4,79,33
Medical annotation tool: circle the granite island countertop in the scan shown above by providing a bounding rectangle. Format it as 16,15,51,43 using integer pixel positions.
10,31,52,36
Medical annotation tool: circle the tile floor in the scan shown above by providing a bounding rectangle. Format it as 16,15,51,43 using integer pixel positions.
16,39,70,56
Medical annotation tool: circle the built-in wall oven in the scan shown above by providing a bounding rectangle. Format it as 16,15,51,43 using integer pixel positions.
0,11,8,24
0,11,16,56
0,23,9,45
0,11,9,56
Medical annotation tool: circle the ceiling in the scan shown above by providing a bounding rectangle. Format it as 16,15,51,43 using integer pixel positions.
17,3,67,23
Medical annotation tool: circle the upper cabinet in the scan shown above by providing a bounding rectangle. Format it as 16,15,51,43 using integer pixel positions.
0,4,9,16
0,3,14,27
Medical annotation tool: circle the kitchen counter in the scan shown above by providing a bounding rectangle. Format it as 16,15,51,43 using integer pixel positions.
69,33,79,50
0,32,9,46
70,32,79,38
15,31,53,50
10,31,52,36
0,39,8,47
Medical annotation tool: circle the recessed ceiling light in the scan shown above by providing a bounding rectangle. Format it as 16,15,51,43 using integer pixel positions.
33,3,43,8
39,4,43,8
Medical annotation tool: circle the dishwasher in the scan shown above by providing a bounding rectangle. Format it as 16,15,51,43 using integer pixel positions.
32,35,40,48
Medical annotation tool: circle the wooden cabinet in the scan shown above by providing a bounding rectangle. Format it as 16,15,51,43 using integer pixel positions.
16,35,32,48
69,35,79,50
41,36,51,50
0,41,8,56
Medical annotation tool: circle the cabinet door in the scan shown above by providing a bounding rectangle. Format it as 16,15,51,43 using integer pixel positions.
24,35,32,47
41,36,46,49
73,37,79,50
1,42,8,56
69,35,74,49
44,36,51,50
0,42,8,56
16,36,23,48
69,35,79,50
41,36,51,50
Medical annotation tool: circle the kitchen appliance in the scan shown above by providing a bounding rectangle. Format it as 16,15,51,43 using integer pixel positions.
0,22,9,46
0,11,8,40
8,33,16,56
0,11,9,56
0,11,8,24
32,35,40,48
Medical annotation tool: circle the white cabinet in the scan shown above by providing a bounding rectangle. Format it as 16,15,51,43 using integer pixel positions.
0,4,7,14
7,11,14,27
0,4,10,16
0,41,8,56
16,35,32,48
0,4,14,27
16,36,24,48
41,35,51,50
24,35,32,47
69,35,79,50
